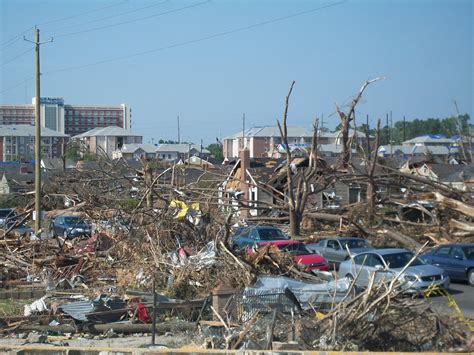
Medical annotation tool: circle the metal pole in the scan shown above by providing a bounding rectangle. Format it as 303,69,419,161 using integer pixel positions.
151,279,157,345
34,28,41,234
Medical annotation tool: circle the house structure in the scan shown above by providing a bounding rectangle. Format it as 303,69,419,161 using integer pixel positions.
0,163,36,194
41,158,76,172
400,161,474,191
72,126,142,158
113,144,158,160
402,135,456,147
0,124,69,162
218,149,276,217
378,144,453,160
155,144,210,161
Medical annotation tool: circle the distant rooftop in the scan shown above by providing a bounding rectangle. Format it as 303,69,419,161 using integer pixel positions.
73,126,140,138
224,126,313,139
156,143,210,154
121,143,157,154
402,135,456,144
0,124,69,137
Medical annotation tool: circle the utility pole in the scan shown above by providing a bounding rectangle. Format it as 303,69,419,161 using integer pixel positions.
24,28,52,234
242,113,246,149
177,115,180,144
390,110,393,157
403,116,406,142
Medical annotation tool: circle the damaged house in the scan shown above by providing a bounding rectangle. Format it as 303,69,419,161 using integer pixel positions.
218,149,275,217
400,160,474,191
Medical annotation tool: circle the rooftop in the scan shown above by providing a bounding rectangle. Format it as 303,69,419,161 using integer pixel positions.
73,126,140,138
0,125,69,137
120,143,157,154
402,135,456,144
156,143,210,154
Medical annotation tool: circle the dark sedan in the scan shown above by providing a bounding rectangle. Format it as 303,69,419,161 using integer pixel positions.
232,225,289,250
421,244,474,286
49,215,92,239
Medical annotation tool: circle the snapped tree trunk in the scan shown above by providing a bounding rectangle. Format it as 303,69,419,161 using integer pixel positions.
289,209,301,236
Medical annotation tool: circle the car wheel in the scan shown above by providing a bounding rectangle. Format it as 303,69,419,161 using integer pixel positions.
346,273,354,283
468,269,474,286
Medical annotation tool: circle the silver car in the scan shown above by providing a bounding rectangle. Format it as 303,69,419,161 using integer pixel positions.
306,237,373,268
338,248,450,294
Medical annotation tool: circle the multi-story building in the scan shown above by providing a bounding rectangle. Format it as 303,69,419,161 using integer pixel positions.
0,124,69,162
0,97,131,136
223,126,373,159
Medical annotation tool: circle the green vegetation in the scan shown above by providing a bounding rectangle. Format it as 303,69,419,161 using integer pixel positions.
118,198,139,210
338,113,470,145
0,298,34,316
206,143,223,160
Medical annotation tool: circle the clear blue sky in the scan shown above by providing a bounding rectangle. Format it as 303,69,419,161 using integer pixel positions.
1,0,472,145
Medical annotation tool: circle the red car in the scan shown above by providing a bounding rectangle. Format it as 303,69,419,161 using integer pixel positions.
250,240,330,272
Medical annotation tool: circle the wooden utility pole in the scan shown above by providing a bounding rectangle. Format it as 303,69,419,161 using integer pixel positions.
24,28,52,234
177,115,180,144
242,113,246,149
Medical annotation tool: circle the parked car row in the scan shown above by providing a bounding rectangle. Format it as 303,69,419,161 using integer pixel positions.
231,224,474,294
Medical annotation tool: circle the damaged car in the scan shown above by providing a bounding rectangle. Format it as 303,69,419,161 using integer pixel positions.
338,248,450,294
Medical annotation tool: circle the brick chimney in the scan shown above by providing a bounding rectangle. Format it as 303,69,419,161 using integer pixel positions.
239,148,250,219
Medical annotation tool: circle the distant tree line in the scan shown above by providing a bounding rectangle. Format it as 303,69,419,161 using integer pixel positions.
338,114,471,145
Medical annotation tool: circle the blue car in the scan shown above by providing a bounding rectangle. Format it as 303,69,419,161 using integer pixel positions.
231,225,289,250
49,215,92,239
421,244,474,286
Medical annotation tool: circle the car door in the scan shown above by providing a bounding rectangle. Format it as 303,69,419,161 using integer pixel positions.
332,240,347,263
445,246,466,280
55,217,65,236
353,253,371,286
430,246,452,275
325,240,341,263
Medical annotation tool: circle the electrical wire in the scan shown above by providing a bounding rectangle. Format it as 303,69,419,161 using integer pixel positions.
42,0,169,35
53,1,209,38
0,27,35,52
46,1,345,74
0,76,34,95
0,48,34,68
0,1,127,51
36,0,129,27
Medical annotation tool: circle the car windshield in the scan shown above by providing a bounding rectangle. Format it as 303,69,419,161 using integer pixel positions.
0,210,14,218
463,247,474,260
279,243,311,256
382,252,425,269
258,228,288,241
340,239,370,249
64,217,86,225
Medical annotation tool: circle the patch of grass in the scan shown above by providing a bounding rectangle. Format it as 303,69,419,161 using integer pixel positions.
0,298,34,316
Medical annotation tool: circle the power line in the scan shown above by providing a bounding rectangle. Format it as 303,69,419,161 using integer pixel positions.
43,0,169,35
46,1,345,74
1,1,127,51
53,1,209,38
0,27,35,52
0,48,33,68
37,0,129,27
0,76,34,96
